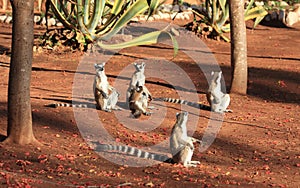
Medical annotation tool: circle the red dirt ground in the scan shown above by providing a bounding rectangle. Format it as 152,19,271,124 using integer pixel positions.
0,18,299,187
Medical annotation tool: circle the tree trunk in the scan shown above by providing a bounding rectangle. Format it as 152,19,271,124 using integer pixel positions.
5,0,38,145
229,0,248,95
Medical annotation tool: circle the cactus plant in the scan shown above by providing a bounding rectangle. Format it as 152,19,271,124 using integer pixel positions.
190,0,268,42
45,0,178,53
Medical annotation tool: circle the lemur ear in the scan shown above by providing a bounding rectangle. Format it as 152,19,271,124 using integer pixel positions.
211,71,214,76
102,62,106,66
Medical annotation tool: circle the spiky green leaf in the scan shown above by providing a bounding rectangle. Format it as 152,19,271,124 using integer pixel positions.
83,0,90,24
100,0,149,40
98,30,178,57
88,0,106,33
49,0,76,30
110,0,124,15
217,2,229,28
253,16,265,28
245,0,255,15
147,0,160,19
244,6,268,21
218,0,227,13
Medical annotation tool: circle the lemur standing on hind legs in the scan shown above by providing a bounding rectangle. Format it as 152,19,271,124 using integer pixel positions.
91,111,201,167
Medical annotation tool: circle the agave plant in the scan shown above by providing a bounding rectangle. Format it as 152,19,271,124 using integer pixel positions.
191,0,268,42
45,0,178,53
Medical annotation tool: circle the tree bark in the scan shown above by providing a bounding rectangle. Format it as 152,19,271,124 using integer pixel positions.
229,0,248,95
5,0,38,145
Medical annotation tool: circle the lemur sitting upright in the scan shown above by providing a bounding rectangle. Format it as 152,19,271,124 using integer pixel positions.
129,84,151,118
154,71,232,113
170,111,201,167
206,71,232,113
127,62,152,104
92,111,201,167
93,62,120,112
46,62,120,112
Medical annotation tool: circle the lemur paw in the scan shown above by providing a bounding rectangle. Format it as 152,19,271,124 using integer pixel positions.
147,106,155,110
113,107,122,111
144,111,152,116
104,108,112,112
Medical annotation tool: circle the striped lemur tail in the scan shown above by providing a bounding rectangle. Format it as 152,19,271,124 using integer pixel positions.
45,103,95,108
92,142,174,163
154,97,211,111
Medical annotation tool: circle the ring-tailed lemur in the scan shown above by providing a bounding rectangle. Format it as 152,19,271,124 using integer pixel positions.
154,71,232,113
129,84,151,118
46,103,95,108
92,143,172,163
206,71,232,113
170,111,201,167
46,62,120,112
92,111,201,167
154,97,211,111
93,62,120,112
127,62,152,103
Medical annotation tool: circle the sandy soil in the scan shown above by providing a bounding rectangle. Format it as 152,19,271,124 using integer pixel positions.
0,16,299,187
